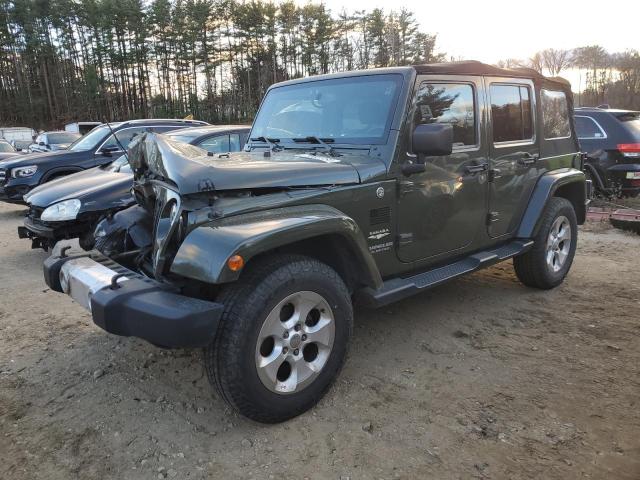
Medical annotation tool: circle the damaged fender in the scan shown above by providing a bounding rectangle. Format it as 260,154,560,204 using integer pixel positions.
170,204,382,288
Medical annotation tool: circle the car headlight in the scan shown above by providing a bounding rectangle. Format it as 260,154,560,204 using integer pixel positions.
12,165,38,178
41,199,82,221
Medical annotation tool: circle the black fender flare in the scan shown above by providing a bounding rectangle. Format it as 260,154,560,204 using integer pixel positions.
517,168,587,238
170,204,383,288
583,163,606,191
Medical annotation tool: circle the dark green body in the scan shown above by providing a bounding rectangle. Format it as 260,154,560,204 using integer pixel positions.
159,65,587,297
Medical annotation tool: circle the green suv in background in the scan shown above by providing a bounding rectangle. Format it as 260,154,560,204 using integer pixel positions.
44,61,590,423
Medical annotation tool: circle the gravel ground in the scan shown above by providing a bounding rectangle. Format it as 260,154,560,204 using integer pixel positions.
0,201,639,480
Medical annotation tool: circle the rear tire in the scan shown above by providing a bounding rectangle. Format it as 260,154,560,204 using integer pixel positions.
514,197,577,289
205,254,353,423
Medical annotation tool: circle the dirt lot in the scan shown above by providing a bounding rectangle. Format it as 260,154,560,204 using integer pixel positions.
0,201,639,480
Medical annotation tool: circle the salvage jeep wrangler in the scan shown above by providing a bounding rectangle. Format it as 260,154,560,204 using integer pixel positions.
43,61,590,423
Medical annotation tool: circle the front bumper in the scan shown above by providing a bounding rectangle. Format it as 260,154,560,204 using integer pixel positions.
43,243,223,348
0,183,32,203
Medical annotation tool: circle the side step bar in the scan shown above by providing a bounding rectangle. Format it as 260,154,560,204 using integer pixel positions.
356,239,533,308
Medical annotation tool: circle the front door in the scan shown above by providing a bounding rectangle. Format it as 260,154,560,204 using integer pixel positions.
485,79,540,238
397,76,489,262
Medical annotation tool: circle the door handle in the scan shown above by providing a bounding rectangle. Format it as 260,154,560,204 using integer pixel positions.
465,163,488,174
518,153,539,165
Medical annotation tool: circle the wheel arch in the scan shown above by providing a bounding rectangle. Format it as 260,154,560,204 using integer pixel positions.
170,205,383,290
40,166,83,183
517,169,587,238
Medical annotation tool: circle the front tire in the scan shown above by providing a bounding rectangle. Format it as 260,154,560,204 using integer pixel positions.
205,254,353,423
514,197,578,289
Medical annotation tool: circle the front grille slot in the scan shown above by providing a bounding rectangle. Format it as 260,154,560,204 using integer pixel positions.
370,206,390,226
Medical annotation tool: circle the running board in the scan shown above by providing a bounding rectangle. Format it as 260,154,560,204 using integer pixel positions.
357,239,533,308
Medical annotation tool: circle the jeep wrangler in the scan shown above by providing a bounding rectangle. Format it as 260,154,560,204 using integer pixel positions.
43,61,590,423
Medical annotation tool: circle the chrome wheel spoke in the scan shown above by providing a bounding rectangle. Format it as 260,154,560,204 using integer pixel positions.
258,348,285,385
558,222,571,242
305,317,333,347
291,295,319,327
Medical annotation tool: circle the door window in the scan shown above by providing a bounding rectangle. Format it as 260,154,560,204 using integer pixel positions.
198,135,230,153
101,127,147,151
229,133,242,152
490,84,534,143
541,90,571,139
575,116,606,139
412,82,477,148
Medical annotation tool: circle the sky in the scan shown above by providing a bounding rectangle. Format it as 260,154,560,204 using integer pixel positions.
298,0,638,90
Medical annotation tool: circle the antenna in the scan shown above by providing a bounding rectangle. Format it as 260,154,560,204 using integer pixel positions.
102,118,128,160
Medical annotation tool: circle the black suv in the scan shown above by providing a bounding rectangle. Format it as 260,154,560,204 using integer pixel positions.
575,107,640,197
44,62,588,423
0,119,208,203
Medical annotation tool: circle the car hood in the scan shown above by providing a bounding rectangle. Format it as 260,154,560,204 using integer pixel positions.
0,149,88,169
0,152,20,161
129,133,386,195
24,166,133,211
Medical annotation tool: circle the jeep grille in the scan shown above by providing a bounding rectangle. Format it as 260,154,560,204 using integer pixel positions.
151,185,182,278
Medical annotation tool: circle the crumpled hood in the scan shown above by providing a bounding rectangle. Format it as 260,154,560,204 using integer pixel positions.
24,166,133,210
129,133,386,194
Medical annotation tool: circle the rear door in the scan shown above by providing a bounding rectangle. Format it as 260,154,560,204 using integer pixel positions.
486,79,539,238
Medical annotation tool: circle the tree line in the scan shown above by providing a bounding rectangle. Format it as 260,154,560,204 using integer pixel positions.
0,0,444,129
497,46,640,110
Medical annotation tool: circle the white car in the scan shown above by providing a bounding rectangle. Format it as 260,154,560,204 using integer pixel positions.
29,131,81,153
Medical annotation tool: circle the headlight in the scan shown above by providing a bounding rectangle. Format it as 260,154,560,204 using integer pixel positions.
41,199,81,221
12,165,38,178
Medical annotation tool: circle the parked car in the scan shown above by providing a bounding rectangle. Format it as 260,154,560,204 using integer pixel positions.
19,125,250,250
65,122,101,135
0,139,21,161
0,126,36,151
575,107,640,197
0,118,208,203
44,61,588,423
28,131,82,153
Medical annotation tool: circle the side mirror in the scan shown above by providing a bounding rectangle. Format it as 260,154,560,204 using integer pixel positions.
100,146,119,156
39,141,45,146
412,124,453,157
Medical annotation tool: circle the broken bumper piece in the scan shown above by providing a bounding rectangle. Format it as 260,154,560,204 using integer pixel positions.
43,242,223,348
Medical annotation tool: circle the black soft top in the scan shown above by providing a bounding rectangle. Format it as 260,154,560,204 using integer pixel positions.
414,60,571,91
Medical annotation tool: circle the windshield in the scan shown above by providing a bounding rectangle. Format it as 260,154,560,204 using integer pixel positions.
48,132,80,144
69,125,109,151
250,74,402,145
0,141,14,152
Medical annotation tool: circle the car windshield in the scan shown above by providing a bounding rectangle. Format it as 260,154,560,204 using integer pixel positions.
250,74,403,146
0,141,14,152
68,125,109,152
48,132,80,144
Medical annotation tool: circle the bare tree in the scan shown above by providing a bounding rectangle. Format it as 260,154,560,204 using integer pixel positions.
541,48,571,76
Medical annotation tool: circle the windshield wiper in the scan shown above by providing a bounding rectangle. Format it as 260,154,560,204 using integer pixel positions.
249,136,282,152
292,136,340,156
